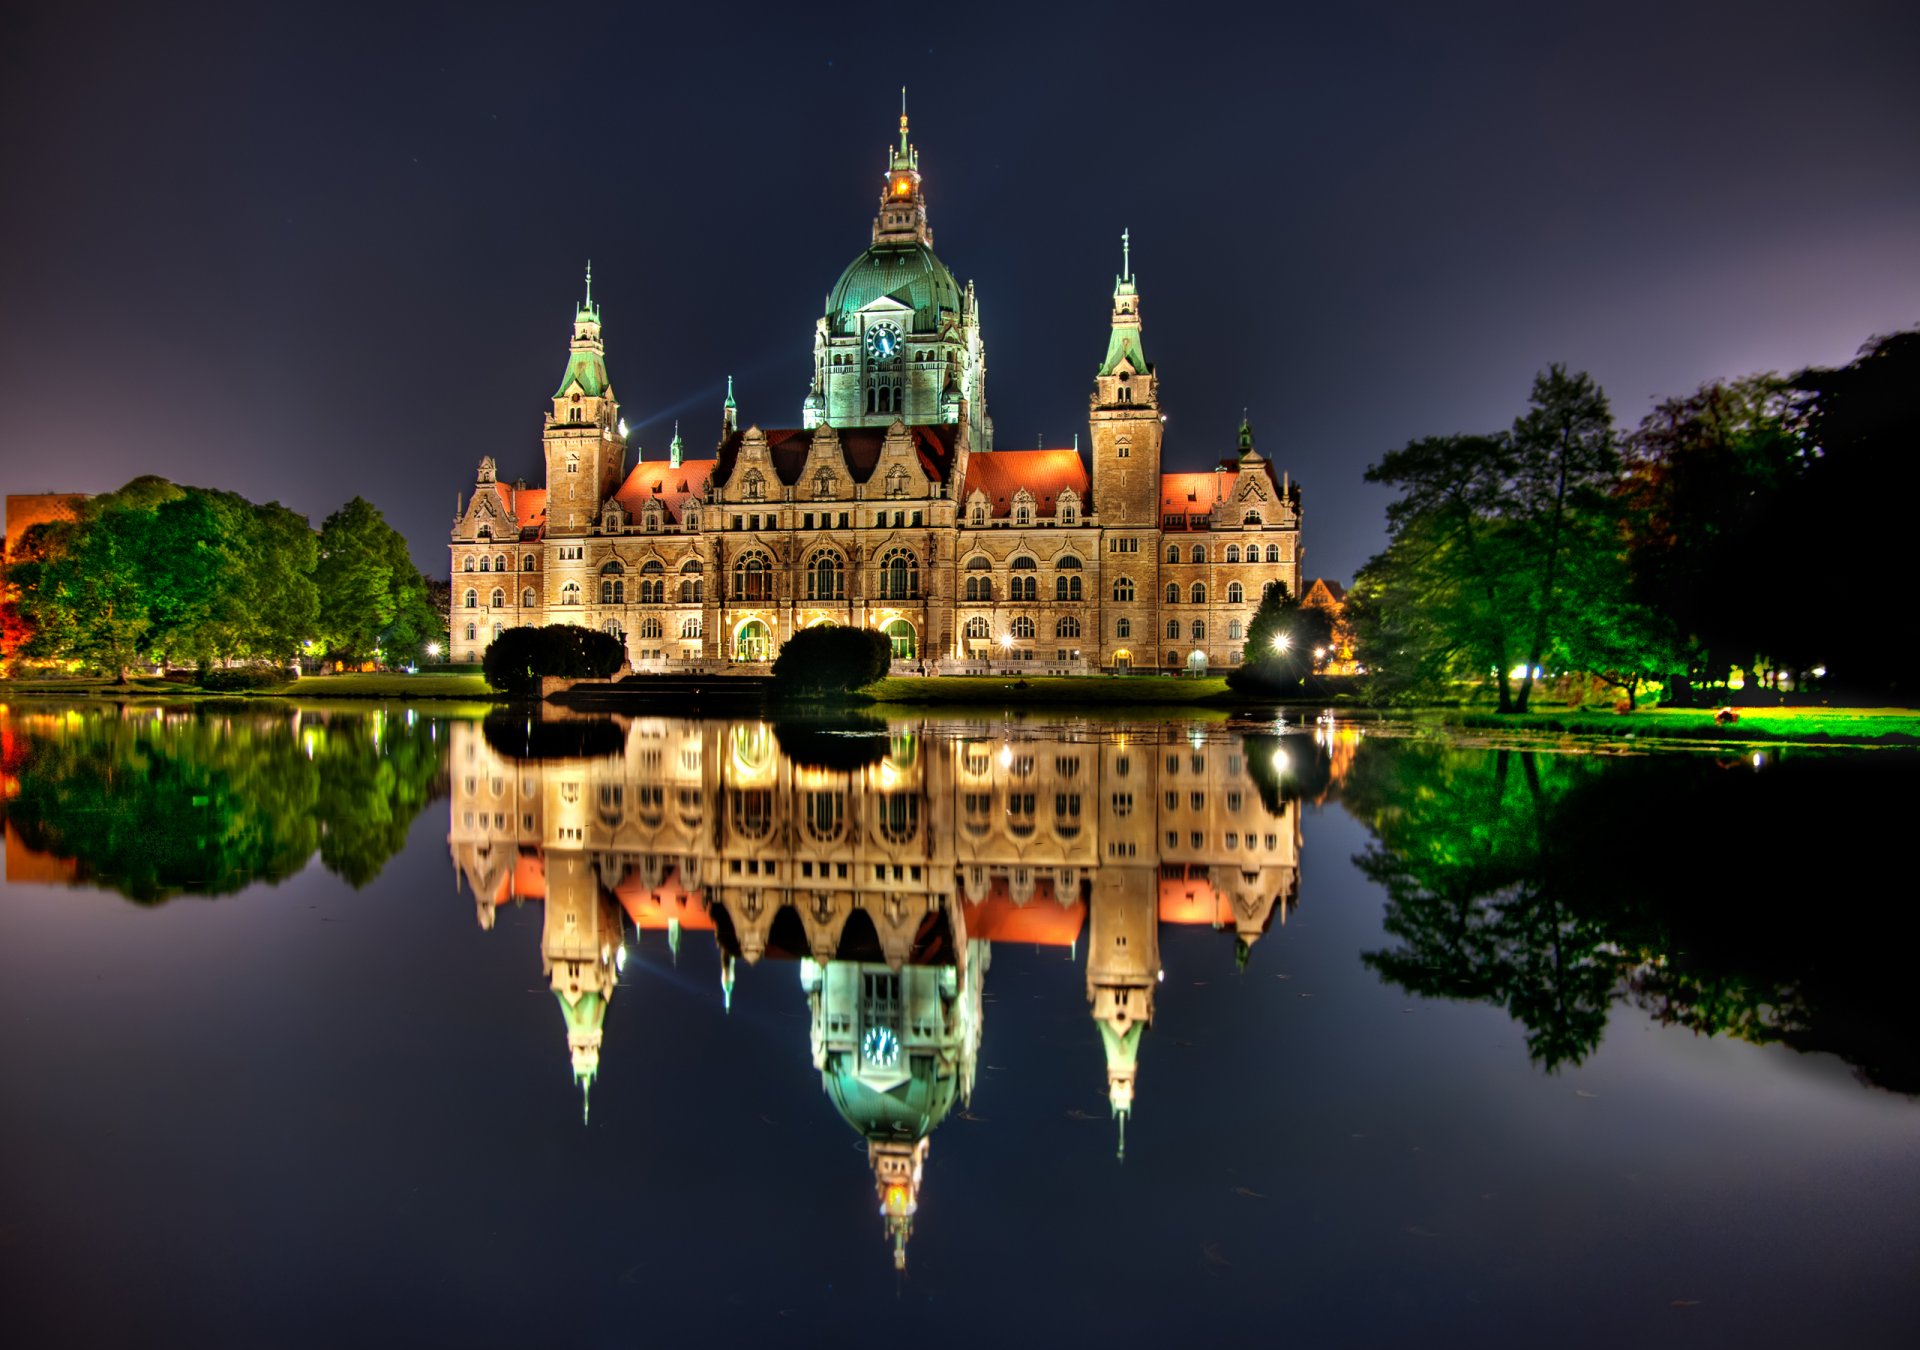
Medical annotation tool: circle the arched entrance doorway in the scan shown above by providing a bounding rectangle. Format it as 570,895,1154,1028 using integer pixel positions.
734,619,771,663
883,619,916,661
1112,648,1133,672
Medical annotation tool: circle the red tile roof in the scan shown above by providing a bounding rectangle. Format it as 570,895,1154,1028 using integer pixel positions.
960,449,1088,517
1158,471,1230,511
612,459,716,524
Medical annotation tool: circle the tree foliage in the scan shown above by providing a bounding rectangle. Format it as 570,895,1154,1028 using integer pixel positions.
1228,583,1335,695
314,497,440,665
481,624,627,695
771,624,892,695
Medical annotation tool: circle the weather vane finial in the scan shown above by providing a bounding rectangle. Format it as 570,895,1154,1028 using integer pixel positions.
1121,228,1131,282
899,86,910,151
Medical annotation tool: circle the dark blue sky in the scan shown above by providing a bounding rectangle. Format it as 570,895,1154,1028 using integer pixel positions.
2,1,1915,581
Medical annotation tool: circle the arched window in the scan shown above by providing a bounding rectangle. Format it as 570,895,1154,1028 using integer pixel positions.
600,579,624,604
1166,583,1180,604
1055,574,1082,601
1166,619,1180,638
1166,545,1180,563
966,575,992,602
680,559,703,604
490,588,504,608
1225,544,1241,563
878,548,918,600
465,622,476,641
1056,615,1081,638
522,588,536,607
463,557,475,572
1010,554,1036,570
494,555,507,572
1228,620,1244,640
965,616,990,639
1190,545,1205,563
1244,510,1262,525
1116,617,1131,638
640,559,665,604
478,556,490,572
1112,577,1134,602
640,617,663,639
808,548,845,601
600,559,626,575
463,589,477,608
1011,492,1033,525
1267,544,1281,563
1012,616,1036,639
732,551,772,602
560,582,580,605
1191,620,1205,640
681,617,703,639
741,469,765,502
1227,581,1243,604
523,554,536,571
1191,582,1206,604
1012,574,1036,600
1166,649,1179,667
969,497,987,527
604,618,625,640
1057,554,1082,570
885,465,909,498
1058,492,1079,526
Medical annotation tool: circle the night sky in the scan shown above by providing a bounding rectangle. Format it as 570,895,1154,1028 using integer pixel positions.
3,2,1916,582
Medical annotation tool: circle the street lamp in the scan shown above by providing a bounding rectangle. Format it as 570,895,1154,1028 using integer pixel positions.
426,641,441,663
1272,633,1292,654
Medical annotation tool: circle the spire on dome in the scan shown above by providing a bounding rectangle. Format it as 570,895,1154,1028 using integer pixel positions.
1097,229,1150,381
874,99,930,245
899,86,910,158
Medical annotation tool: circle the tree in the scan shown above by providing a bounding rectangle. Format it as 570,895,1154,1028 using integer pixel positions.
15,496,163,680
482,624,625,695
314,497,431,665
771,624,892,695
1228,583,1335,695
1359,370,1620,711
1619,375,1800,698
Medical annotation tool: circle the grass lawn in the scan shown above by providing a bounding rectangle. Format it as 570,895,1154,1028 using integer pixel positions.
869,674,1231,705
1443,704,1920,745
283,673,498,700
0,676,193,698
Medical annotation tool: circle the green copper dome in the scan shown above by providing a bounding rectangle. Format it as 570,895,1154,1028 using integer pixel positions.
827,241,961,336
822,1050,958,1141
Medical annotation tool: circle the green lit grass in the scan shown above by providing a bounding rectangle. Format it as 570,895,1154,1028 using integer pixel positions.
282,673,498,700
1444,705,1920,746
868,674,1231,706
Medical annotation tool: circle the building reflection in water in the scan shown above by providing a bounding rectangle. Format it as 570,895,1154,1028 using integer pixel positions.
447,716,1315,1268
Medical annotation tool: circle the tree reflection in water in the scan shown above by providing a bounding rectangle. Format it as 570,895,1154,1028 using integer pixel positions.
1,703,445,901
1341,740,1919,1092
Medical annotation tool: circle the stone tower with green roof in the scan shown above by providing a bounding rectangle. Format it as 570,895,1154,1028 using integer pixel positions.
543,263,626,537
803,104,989,454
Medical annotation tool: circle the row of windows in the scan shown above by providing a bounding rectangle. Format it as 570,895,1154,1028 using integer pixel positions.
964,575,1084,601
1166,543,1287,564
462,554,538,573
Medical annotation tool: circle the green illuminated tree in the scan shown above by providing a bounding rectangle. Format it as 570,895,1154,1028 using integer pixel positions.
314,497,432,665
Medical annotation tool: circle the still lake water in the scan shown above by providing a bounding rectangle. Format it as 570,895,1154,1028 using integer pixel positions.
1,702,1915,1347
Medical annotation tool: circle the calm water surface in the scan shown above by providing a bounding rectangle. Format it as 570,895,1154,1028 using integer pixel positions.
1,703,1915,1347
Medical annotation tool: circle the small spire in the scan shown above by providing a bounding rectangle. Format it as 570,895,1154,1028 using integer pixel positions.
1117,1111,1127,1162
669,421,684,470
725,375,736,409
900,86,909,153
1121,228,1131,283
584,259,593,308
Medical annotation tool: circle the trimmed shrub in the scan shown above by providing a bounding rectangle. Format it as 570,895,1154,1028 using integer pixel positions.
482,625,626,695
197,662,295,692
771,625,891,695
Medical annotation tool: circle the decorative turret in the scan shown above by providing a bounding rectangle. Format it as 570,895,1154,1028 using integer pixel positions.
669,421,684,470
874,90,931,247
721,376,737,440
871,1137,927,1271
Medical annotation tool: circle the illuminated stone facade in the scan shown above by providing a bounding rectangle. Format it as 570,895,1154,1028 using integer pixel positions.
449,115,1303,672
447,715,1309,1265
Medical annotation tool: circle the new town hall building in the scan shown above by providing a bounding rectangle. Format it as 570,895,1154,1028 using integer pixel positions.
450,114,1304,672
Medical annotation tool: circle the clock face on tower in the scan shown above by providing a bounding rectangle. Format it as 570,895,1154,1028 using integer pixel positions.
865,322,902,362
862,1025,901,1069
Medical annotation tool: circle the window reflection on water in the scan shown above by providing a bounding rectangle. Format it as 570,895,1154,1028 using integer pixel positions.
447,715,1315,1270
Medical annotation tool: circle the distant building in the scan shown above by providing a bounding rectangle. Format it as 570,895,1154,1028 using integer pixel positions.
1301,576,1358,674
449,112,1305,673
3,492,90,664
